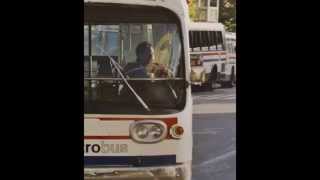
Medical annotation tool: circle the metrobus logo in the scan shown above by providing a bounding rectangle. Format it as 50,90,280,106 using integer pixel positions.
85,142,128,154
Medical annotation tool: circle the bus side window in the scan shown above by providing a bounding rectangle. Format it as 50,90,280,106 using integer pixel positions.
198,31,203,51
208,31,212,50
216,31,224,50
201,31,209,51
192,31,198,48
193,31,201,52
210,31,217,51
189,31,193,52
196,31,201,51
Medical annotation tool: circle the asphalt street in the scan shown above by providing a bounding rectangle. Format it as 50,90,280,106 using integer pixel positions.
192,87,236,180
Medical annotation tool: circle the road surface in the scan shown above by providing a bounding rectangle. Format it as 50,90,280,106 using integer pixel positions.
192,87,236,180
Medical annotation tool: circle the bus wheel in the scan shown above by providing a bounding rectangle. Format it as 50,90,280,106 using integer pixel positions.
230,67,236,87
208,70,217,91
231,71,236,87
225,67,235,88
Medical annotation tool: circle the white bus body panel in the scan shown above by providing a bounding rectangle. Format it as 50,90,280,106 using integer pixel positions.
224,32,236,81
84,0,193,175
188,22,227,84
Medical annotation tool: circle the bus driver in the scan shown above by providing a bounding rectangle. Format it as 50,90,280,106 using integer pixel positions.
124,41,154,78
124,41,172,78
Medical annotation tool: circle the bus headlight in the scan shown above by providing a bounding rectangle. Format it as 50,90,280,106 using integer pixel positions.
136,125,149,139
150,126,163,138
130,121,167,143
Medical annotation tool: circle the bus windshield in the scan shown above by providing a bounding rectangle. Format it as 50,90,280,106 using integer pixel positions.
84,5,186,115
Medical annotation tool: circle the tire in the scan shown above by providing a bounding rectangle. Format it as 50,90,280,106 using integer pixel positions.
207,68,218,91
230,70,236,87
223,68,236,88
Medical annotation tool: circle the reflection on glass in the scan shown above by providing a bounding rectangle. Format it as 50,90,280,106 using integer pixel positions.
84,24,182,79
84,23,185,114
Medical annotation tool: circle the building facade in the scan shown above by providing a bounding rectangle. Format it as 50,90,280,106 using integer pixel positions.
192,0,219,22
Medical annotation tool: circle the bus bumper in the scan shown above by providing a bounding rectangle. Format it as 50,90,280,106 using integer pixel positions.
84,163,191,180
191,68,207,86
191,81,203,86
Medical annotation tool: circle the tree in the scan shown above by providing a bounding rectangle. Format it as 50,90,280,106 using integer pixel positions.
188,0,198,21
219,0,236,32
188,0,236,32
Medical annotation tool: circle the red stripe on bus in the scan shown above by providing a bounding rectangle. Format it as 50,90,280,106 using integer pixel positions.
87,117,178,127
84,135,174,140
95,117,175,120
84,118,178,140
207,53,226,55
196,52,227,56
84,136,130,140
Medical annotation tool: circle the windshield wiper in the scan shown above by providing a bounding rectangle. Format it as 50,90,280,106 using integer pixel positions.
167,81,178,100
95,46,151,112
108,56,151,112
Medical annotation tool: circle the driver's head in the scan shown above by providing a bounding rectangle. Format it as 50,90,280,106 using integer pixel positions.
136,41,154,66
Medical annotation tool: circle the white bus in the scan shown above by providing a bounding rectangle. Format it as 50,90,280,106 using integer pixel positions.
84,1,192,180
221,32,236,87
189,22,227,90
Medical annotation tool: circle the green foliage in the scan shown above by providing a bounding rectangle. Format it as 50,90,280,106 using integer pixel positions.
219,0,236,32
188,0,198,21
188,0,236,32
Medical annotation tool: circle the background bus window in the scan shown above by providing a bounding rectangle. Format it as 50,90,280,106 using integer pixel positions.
198,31,203,51
190,31,200,51
189,31,194,52
216,31,224,50
201,31,209,51
197,31,202,50
208,31,212,50
209,31,217,51
193,31,201,51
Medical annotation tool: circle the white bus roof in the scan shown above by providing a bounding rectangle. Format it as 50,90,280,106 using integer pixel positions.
225,32,236,39
85,0,189,17
188,22,225,31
